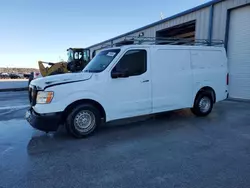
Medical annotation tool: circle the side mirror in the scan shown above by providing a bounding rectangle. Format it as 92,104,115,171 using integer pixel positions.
111,70,129,79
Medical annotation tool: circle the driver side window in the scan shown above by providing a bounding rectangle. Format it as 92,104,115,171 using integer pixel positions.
113,49,147,76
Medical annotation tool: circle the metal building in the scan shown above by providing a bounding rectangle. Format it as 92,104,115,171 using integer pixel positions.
87,0,250,100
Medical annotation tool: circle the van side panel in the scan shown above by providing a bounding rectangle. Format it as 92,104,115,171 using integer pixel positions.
151,49,193,113
190,49,228,102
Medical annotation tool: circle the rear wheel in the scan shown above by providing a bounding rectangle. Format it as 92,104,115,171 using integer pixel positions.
66,104,101,138
191,93,213,116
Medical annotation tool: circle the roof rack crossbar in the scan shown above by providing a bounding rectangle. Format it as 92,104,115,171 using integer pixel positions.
121,36,224,46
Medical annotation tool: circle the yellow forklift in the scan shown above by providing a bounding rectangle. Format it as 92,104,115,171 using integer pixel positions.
38,48,91,77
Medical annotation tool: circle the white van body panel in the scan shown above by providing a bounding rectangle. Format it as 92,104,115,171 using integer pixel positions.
103,47,152,120
32,45,228,122
190,49,228,102
31,72,93,90
33,73,108,116
151,48,193,113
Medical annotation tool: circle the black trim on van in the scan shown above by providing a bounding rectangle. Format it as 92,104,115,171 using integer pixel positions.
44,78,90,90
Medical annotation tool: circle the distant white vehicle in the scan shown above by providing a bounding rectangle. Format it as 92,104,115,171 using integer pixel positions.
0,73,9,79
1,73,9,76
26,43,228,138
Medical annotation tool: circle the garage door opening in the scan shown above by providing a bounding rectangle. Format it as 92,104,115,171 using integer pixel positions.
227,6,250,99
156,21,196,44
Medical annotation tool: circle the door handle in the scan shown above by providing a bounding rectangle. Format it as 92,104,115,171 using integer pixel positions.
141,80,149,83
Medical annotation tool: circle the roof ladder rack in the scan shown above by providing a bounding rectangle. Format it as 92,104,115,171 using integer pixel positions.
117,36,224,47
95,36,224,52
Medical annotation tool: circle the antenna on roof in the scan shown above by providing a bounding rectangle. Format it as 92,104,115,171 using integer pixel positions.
160,12,164,20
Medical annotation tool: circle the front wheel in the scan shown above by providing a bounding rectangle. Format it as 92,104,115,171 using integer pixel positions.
191,93,213,117
66,104,101,138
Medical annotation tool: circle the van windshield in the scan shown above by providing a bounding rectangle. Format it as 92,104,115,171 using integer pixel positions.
84,49,120,73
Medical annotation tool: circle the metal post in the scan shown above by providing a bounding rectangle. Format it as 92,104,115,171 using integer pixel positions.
208,4,214,46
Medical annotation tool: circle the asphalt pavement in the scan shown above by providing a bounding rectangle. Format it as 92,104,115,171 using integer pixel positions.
0,91,29,121
1,91,250,188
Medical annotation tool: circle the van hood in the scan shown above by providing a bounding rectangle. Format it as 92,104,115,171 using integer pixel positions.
30,72,93,90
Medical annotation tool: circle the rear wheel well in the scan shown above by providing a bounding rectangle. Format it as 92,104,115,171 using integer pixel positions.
195,87,216,104
63,99,106,122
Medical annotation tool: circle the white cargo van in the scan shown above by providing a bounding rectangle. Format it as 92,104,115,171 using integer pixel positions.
26,43,228,138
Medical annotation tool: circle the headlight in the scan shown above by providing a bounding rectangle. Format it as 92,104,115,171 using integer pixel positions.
36,91,54,104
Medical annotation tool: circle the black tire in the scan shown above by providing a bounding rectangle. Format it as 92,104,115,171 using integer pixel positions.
66,104,101,138
64,121,71,134
191,92,213,117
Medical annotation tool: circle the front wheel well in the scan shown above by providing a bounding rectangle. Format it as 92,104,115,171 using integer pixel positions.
195,86,216,104
63,99,106,122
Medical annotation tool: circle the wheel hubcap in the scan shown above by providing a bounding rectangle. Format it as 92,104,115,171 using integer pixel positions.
199,97,211,113
74,110,95,132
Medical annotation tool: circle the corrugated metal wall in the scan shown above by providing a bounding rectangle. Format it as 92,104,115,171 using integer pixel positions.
112,7,210,43
89,0,250,54
212,0,250,40
89,42,111,57
89,7,211,54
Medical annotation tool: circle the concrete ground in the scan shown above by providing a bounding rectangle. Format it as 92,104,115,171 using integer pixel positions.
0,80,28,90
0,91,250,188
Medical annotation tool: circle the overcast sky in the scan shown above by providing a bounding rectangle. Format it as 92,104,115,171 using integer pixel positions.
0,0,210,68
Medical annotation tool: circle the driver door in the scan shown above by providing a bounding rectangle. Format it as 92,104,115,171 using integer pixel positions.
105,49,152,120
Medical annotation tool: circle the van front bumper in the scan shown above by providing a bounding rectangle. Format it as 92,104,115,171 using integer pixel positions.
25,108,62,132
